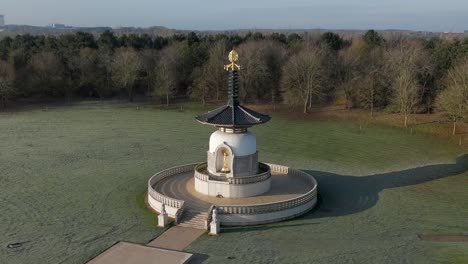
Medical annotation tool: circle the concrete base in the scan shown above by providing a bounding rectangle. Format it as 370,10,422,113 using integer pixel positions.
148,163,318,228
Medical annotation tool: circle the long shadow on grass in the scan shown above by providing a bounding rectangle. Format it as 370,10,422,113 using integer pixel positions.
221,222,322,234
304,153,468,218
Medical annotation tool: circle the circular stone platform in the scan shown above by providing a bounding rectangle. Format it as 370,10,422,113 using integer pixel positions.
148,163,318,227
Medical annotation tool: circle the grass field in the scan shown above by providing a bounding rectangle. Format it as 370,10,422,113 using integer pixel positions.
0,102,467,264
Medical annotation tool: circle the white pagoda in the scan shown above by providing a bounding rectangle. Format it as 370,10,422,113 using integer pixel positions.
194,50,272,198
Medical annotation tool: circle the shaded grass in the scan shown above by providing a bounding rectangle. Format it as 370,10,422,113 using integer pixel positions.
0,102,466,264
134,191,157,227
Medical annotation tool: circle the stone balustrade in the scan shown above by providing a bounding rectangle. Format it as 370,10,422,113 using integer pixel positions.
194,162,271,185
216,166,317,215
194,163,210,181
148,163,198,210
149,162,318,227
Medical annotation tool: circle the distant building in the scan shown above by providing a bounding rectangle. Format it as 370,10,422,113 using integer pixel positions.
0,15,5,27
47,23,69,29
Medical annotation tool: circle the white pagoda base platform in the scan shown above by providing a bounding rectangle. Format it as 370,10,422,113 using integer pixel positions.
147,163,318,228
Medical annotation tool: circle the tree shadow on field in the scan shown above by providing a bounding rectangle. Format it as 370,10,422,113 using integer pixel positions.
303,154,468,218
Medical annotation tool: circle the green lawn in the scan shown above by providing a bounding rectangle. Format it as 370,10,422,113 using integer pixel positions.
0,102,467,264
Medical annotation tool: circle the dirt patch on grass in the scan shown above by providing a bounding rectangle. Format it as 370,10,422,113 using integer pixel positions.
419,234,468,242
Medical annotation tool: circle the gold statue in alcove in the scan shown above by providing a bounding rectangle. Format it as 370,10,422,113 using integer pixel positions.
221,150,230,173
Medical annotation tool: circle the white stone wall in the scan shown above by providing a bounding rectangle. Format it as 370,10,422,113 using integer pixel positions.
147,194,179,218
209,130,256,156
195,177,271,198
218,198,317,226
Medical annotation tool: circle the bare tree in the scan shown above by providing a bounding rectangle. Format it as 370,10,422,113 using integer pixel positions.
64,55,80,101
437,58,468,135
386,44,426,127
111,48,141,102
153,45,177,107
139,49,158,97
192,40,227,105
338,39,366,110
281,46,327,114
29,51,64,97
79,48,99,97
237,41,271,103
350,46,390,116
339,39,392,115
394,67,420,127
0,60,15,108
97,51,113,98
259,41,287,109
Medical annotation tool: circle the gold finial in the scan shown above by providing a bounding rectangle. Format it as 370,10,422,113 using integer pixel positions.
224,49,241,71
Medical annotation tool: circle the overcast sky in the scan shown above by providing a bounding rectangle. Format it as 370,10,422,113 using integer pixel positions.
1,0,467,32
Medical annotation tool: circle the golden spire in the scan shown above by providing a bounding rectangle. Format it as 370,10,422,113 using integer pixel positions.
224,49,241,71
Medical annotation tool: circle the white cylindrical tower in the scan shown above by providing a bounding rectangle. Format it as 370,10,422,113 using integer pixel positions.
206,129,258,177
209,130,256,156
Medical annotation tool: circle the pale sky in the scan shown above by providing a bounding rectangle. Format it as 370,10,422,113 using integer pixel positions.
1,0,468,32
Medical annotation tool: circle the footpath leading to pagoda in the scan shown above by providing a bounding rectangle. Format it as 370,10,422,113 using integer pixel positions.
87,226,207,264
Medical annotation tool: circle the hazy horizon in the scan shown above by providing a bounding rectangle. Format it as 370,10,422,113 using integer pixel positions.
2,0,468,32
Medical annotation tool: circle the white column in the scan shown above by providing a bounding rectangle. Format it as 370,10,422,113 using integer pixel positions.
158,204,169,227
209,208,220,235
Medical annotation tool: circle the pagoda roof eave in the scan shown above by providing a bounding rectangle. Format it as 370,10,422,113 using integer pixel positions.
195,104,271,127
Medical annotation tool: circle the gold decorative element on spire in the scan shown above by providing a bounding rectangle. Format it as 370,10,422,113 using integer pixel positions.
224,49,241,71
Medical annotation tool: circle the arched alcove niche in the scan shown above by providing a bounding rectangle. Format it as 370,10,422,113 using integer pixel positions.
214,143,235,177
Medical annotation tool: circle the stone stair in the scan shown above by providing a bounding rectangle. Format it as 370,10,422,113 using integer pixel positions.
177,210,208,230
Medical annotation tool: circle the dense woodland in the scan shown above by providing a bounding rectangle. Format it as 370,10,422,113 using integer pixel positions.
0,30,467,131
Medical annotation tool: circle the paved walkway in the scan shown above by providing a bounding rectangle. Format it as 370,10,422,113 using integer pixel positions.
147,226,206,251
88,227,207,264
154,172,212,212
87,242,193,264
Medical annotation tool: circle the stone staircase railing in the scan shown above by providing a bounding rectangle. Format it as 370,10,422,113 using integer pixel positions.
204,204,215,230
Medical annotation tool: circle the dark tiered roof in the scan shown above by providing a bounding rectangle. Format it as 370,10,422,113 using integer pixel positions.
195,67,271,128
195,104,271,127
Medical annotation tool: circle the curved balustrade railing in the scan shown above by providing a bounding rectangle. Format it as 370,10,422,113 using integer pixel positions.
194,162,271,185
194,163,210,181
148,163,198,210
216,166,318,215
150,162,317,225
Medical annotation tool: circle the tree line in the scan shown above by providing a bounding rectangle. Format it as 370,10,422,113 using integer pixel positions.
0,30,466,130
